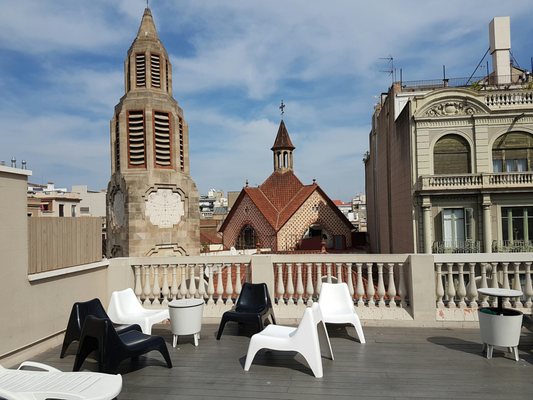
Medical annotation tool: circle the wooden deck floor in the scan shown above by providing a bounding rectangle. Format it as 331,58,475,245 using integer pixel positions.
35,323,533,400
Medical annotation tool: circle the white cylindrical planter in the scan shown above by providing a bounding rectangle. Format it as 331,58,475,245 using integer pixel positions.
169,299,204,347
478,307,523,361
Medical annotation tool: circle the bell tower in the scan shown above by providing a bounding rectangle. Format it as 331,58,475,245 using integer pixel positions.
107,7,200,257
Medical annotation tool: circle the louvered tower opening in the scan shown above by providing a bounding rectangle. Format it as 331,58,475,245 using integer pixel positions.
114,117,120,171
165,59,169,92
178,117,184,171
127,110,146,167
153,111,172,167
150,54,161,88
135,54,146,87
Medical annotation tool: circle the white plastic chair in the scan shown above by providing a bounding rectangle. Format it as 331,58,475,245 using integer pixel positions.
244,303,334,378
107,288,169,334
0,361,122,400
318,282,366,343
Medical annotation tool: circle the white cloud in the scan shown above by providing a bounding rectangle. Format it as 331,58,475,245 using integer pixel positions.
2,0,533,200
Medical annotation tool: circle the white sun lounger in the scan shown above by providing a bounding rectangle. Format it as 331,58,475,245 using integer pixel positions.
0,361,122,400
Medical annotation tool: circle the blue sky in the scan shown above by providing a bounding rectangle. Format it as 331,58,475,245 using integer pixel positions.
2,0,533,201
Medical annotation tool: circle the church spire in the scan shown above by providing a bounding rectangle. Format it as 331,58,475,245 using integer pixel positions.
136,8,160,41
271,113,295,173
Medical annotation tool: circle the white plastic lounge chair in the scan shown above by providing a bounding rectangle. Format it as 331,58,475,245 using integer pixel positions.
107,288,169,334
318,282,366,343
0,361,121,400
244,303,334,378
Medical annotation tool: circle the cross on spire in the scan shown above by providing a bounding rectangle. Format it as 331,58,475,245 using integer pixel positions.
279,100,285,119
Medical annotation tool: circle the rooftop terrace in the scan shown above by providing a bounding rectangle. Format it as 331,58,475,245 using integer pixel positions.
31,322,533,400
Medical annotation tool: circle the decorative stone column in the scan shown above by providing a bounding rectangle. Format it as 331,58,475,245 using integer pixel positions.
482,195,492,253
422,196,432,254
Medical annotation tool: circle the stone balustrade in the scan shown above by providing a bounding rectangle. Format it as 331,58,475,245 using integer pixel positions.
418,172,533,191
107,253,533,324
485,90,533,107
433,253,533,321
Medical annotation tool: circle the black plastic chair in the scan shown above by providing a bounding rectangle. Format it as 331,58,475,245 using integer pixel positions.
60,298,141,358
73,315,172,373
216,282,276,340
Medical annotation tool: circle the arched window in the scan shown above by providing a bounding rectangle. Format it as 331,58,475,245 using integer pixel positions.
492,132,533,172
236,225,256,249
433,134,471,174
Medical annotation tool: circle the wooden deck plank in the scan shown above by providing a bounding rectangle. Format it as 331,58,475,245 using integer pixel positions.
28,323,533,400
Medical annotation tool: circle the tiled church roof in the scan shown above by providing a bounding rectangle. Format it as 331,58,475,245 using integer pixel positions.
221,170,320,232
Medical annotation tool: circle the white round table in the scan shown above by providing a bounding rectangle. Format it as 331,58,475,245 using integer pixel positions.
168,299,204,347
477,288,522,313
476,287,523,361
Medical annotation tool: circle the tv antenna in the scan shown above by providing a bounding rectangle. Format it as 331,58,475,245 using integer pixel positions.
379,56,395,84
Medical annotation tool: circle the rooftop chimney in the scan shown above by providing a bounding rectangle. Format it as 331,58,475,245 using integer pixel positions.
489,16,511,85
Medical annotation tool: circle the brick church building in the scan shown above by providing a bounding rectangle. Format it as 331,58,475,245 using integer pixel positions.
220,120,353,252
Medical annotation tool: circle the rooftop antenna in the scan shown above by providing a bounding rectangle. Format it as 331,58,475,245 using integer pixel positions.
379,56,395,84
279,99,285,120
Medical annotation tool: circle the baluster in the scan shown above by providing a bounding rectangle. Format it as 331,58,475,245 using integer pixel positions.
346,263,354,298
152,265,160,307
276,263,285,306
170,264,178,301
305,263,314,305
179,264,188,299
479,263,489,307
456,263,467,309
133,265,143,301
207,264,215,305
216,264,224,305
524,262,533,308
502,262,511,308
225,263,234,306
326,263,333,283
197,264,206,300
336,263,343,283
235,263,242,300
435,263,444,308
397,262,407,308
286,263,295,305
296,263,304,305
512,262,523,308
490,263,498,308
356,263,365,307
366,263,375,307
316,264,323,296
467,263,478,308
376,263,386,306
161,265,169,306
446,263,456,308
143,265,151,306
188,263,197,299
386,263,397,308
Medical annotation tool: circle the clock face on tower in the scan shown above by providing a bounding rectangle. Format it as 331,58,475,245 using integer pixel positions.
111,190,126,228
144,188,185,228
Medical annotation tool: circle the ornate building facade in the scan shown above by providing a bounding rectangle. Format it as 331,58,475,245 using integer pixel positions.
220,120,353,252
365,17,533,254
107,8,200,257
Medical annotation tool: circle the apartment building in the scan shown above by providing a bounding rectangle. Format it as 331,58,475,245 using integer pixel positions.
365,17,533,254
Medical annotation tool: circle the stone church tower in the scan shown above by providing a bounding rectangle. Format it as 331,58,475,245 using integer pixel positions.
107,8,200,257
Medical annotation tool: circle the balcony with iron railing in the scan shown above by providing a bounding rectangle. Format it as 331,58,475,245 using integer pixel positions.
492,240,533,253
417,171,533,192
433,240,482,254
